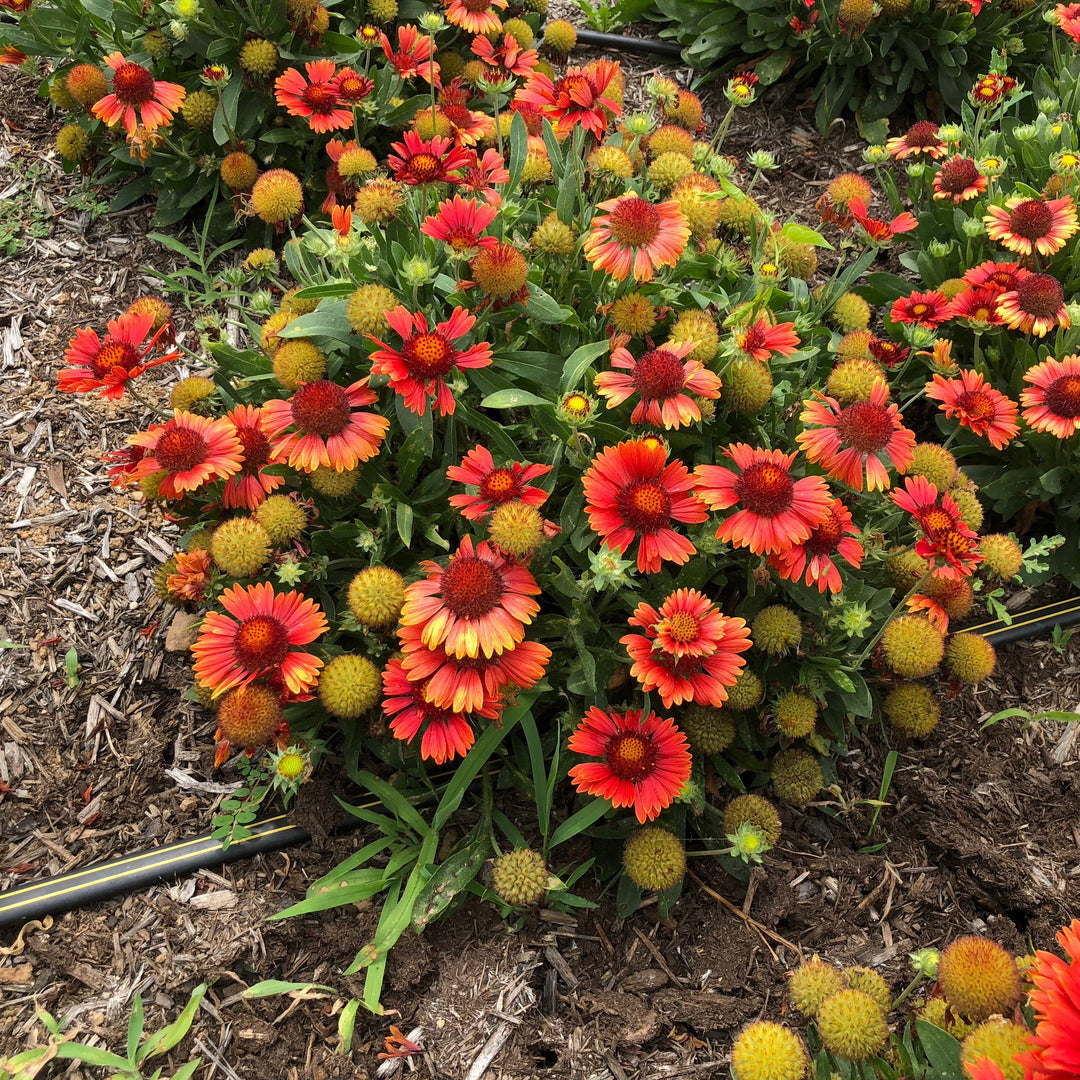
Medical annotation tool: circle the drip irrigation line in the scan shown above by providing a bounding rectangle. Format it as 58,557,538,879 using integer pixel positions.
0,594,1076,930
570,27,685,61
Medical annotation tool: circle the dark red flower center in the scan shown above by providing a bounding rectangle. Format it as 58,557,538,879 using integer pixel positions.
904,121,942,151
937,529,977,562
405,331,454,378
479,467,520,502
444,225,480,250
923,507,955,537
112,61,156,105
93,339,139,376
439,554,502,618
1014,274,1064,317
805,509,844,556
1045,375,1080,418
237,425,271,473
666,611,700,643
442,104,473,128
337,74,370,101
735,461,795,517
632,349,687,400
302,82,339,113
616,479,672,532
604,731,655,781
1008,199,1054,240
938,157,980,193
956,390,997,423
607,197,660,248
738,325,767,353
405,152,442,182
837,401,895,453
869,339,908,366
290,380,352,436
234,615,291,668
462,0,493,11
986,268,1020,290
154,427,208,474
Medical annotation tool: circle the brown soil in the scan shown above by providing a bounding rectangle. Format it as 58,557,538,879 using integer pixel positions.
1,55,1079,1080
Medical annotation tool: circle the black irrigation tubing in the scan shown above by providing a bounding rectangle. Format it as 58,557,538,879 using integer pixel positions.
571,27,686,61
2,595,1079,931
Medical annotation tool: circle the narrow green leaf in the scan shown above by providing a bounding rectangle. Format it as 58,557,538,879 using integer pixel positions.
549,797,610,849
338,999,361,1054
243,980,337,1000
480,388,550,409
560,339,609,393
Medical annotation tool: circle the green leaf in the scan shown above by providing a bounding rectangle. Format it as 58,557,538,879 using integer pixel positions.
915,1019,962,1080
396,503,414,548
526,287,570,325
243,980,337,999
56,1045,130,1069
338,999,361,1054
411,829,488,931
480,388,550,409
127,994,144,1064
549,797,610,849
279,300,352,344
779,222,833,249
171,1060,202,1080
138,984,207,1061
507,109,529,193
560,339,609,393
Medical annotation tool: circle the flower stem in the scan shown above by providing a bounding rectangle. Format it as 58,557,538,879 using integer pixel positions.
854,570,934,670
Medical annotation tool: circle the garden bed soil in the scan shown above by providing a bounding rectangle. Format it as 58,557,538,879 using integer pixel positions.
1,58,1079,1080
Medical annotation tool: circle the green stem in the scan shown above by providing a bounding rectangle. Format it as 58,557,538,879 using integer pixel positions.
890,971,926,1011
854,570,934,669
711,103,737,155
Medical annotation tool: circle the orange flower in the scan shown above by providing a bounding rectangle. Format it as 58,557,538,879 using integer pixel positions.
388,130,471,186
767,497,864,593
57,310,177,399
932,156,988,203
262,379,389,472
1020,353,1080,438
166,548,212,603
847,196,917,242
0,45,27,65
380,24,439,84
447,444,551,520
399,535,541,659
583,193,689,282
925,370,1019,448
694,444,831,555
221,404,286,510
192,582,327,698
128,412,243,499
1056,1,1080,40
421,195,499,253
797,379,916,491
582,439,706,574
595,339,721,430
890,290,952,327
886,120,946,159
890,476,983,579
735,317,800,360
92,53,185,135
516,59,622,138
984,195,1079,257
274,60,351,133
1016,918,1080,1080
444,0,507,34
996,273,1070,337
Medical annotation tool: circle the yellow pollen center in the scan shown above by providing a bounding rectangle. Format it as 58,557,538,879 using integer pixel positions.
667,611,699,643
633,485,665,515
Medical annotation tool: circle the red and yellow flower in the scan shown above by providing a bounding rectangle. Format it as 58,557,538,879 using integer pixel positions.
262,379,389,473
421,195,499,253
221,404,286,510
735,317,801,360
621,589,751,707
57,310,177,399
984,195,1079,257
932,156,988,203
890,476,983,578
516,59,622,138
444,0,507,34
947,286,1006,328
1016,918,1080,1080
192,582,327,698
925,370,1019,449
568,707,691,823
399,535,541,659
595,339,721,430
583,193,689,282
797,379,915,491
447,444,551,520
767,497,864,594
166,548,213,603
886,121,947,160
388,130,471,186
963,259,1027,293
128,412,243,499
582,439,706,574
996,273,1070,337
694,444,832,554
274,60,352,133
847,196,917,242
457,147,510,205
472,32,538,78
92,53,185,135
1020,353,1080,438
890,289,952,327
1056,1,1080,39
380,25,439,84
0,46,27,65
368,305,492,417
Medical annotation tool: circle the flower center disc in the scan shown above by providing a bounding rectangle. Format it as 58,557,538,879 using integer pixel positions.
440,554,502,618
557,73,596,107
405,331,453,378
1015,274,1064,317
303,83,339,112
665,611,699,643
480,468,519,500
407,152,442,182
938,529,976,561
956,390,997,423
237,425,271,472
632,349,687,400
93,340,139,376
338,75,368,100
445,226,480,251
605,731,655,781
234,614,291,668
616,479,671,532
906,122,941,150
608,197,661,248
837,401,894,453
939,158,979,192
734,461,794,517
154,427,209,474
805,509,844,555
113,62,156,105
1008,199,1054,240
462,0,492,11
923,507,955,537
290,380,352,436
1046,375,1080,418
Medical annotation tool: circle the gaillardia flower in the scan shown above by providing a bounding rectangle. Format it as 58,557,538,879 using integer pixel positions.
984,195,1079,257
583,193,690,282
192,582,327,697
92,53,185,134
768,497,864,593
1016,918,1080,1080
517,59,622,137
128,411,243,499
694,444,832,554
891,476,983,578
262,379,389,472
996,273,1070,337
399,535,541,658
274,60,352,133
368,305,492,417
621,589,751,707
443,0,507,34
568,707,691,823
421,195,499,253
582,439,706,574
735,317,801,361
1020,353,1080,437
890,290,952,327
925,370,1019,449
932,156,988,203
886,120,946,160
221,403,286,509
380,24,439,84
595,339,721,429
57,311,177,399
388,130,471,186
797,378,916,491
447,443,551,520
